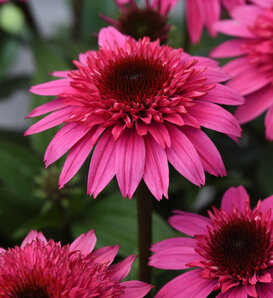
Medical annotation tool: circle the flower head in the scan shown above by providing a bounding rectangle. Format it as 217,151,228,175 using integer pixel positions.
100,0,178,44
25,26,243,200
186,0,246,44
0,230,152,297
211,1,273,140
150,186,273,297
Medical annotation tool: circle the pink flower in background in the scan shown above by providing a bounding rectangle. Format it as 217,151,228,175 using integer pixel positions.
211,1,273,140
25,26,243,200
186,0,245,43
0,230,151,297
150,186,273,297
100,0,178,44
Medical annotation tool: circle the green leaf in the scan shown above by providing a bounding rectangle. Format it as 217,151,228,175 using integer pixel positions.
72,194,176,256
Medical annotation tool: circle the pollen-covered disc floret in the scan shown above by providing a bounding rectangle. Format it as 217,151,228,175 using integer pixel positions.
150,186,273,297
0,230,151,297
25,26,243,200
100,0,178,43
211,1,273,140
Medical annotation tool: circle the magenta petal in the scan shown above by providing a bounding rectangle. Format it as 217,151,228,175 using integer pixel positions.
231,5,264,26
166,125,205,186
109,255,135,280
88,130,116,198
121,281,153,298
155,269,217,298
30,78,73,96
250,0,272,8
168,212,210,236
115,129,145,198
265,104,273,141
92,245,119,265
98,26,127,50
189,101,241,139
200,83,244,106
51,70,71,78
183,127,226,177
148,123,171,149
185,0,203,44
203,0,220,37
221,0,245,12
210,39,245,58
21,230,47,248
257,283,273,298
221,185,249,215
260,194,273,220
213,20,255,38
143,135,169,200
44,123,90,167
24,106,74,136
149,246,198,269
69,230,96,255
150,237,197,252
222,57,251,78
26,98,64,118
235,85,273,124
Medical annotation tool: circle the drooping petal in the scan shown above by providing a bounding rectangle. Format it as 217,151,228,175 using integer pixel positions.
203,0,220,37
155,269,217,298
122,281,153,298
92,245,119,265
30,78,74,96
222,57,252,78
260,194,273,220
213,20,255,38
51,70,71,78
221,185,249,215
231,5,264,26
143,135,169,200
235,85,273,124
182,127,226,177
185,0,203,44
257,283,273,298
98,26,127,50
210,39,245,58
115,129,145,198
44,123,90,167
26,98,65,118
24,106,74,136
166,125,205,186
69,230,96,255
21,230,47,248
109,255,136,280
149,246,198,269
148,122,171,149
88,129,116,198
150,237,197,252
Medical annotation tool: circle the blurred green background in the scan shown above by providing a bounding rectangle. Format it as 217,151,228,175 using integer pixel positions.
0,0,272,293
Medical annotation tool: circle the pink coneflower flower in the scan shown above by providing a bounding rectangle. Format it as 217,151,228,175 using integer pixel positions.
150,185,273,297
0,229,152,297
100,0,178,44
211,1,273,140
186,0,245,44
25,26,243,200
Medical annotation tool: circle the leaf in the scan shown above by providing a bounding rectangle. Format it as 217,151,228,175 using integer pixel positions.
72,193,176,257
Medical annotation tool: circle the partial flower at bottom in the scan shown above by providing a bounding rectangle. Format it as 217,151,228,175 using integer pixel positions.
25,26,243,200
0,230,152,297
150,186,273,297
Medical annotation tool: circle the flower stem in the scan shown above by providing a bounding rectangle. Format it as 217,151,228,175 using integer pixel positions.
71,0,83,39
136,181,153,287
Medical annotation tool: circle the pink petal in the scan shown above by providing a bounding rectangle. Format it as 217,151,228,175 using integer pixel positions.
26,98,65,118
226,65,270,96
143,135,169,200
24,106,74,136
21,230,47,248
148,123,171,149
231,5,264,26
30,78,74,96
44,123,90,167
225,286,248,297
265,104,273,140
115,129,146,198
168,212,210,236
210,39,245,58
189,100,242,139
257,283,273,298
155,269,217,298
200,67,229,83
200,83,244,105
92,245,119,265
109,255,136,280
150,237,197,252
69,230,96,255
203,0,220,37
222,57,252,78
182,127,226,177
88,129,116,198
152,0,178,15
260,194,273,220
166,125,205,186
221,0,245,12
235,85,273,124
51,70,71,78
213,20,255,38
250,0,272,8
0,248,6,254
185,0,203,44
149,246,198,269
121,281,153,298
221,185,249,215
59,128,100,188
98,26,127,50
